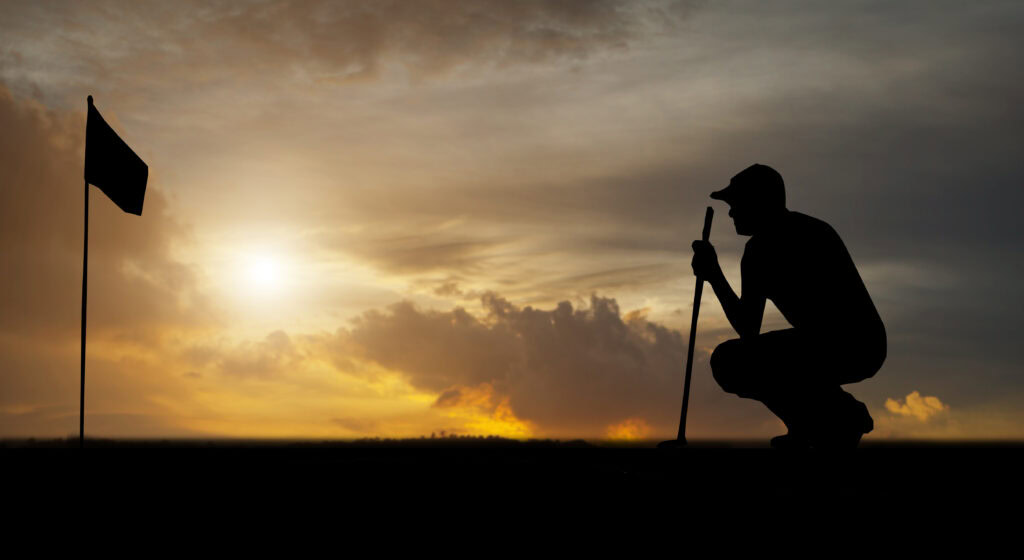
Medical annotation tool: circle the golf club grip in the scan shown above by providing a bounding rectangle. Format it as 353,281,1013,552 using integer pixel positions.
702,206,714,242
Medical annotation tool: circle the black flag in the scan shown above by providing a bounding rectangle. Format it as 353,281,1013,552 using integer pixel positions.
84,96,147,215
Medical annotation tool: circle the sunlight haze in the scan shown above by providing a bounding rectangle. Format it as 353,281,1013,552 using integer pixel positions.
1,0,1022,441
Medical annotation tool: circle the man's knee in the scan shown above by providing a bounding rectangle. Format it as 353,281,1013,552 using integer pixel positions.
837,340,887,385
710,339,746,394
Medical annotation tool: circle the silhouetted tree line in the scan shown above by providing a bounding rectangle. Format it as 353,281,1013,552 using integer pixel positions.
0,435,593,448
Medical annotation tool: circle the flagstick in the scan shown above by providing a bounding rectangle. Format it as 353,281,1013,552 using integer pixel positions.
80,180,88,448
80,94,147,446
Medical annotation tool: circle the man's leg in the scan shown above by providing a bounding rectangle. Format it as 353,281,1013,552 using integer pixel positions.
710,336,812,443
709,330,873,448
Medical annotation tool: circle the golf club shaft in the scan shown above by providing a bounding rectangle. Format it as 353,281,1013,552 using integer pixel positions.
676,206,714,443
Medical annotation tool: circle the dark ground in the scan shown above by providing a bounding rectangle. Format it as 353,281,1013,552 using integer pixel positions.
7,439,1015,548
4,437,1021,541
5,439,1021,509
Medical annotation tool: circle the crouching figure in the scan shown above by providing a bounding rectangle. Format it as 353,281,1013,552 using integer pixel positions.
696,164,885,448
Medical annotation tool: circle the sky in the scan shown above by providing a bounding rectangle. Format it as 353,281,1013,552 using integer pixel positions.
1,0,1022,440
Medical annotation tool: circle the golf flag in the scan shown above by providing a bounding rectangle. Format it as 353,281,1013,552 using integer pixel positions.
79,95,149,447
84,96,147,215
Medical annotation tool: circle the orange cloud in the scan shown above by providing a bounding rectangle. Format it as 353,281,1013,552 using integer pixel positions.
606,417,652,440
433,383,535,438
885,391,949,422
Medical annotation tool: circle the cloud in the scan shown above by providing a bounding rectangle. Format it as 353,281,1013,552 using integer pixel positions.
606,417,652,440
331,416,380,433
336,233,506,275
322,291,687,437
3,2,1023,441
433,281,468,298
0,83,209,434
431,382,535,438
0,0,693,101
216,330,300,378
0,84,205,341
885,391,949,422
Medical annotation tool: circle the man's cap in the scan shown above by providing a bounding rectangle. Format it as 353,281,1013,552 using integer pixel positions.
711,163,786,208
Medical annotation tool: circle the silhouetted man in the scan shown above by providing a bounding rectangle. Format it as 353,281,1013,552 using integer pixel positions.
693,164,885,448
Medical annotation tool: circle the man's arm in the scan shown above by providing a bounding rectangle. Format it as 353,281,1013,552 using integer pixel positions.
692,241,766,339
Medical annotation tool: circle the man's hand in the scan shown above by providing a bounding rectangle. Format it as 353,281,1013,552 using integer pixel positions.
692,240,722,281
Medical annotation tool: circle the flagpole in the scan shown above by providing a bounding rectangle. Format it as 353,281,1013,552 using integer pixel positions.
80,94,147,447
80,178,88,448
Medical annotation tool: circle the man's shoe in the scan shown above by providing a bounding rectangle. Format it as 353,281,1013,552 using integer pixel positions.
811,430,864,449
770,433,812,449
811,397,873,449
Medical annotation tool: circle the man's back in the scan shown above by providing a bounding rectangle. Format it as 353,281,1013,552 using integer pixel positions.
742,211,885,349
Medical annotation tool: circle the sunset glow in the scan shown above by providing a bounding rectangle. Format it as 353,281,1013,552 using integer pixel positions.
1,1,1022,442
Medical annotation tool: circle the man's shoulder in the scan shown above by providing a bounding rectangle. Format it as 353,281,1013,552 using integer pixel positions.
745,211,843,257
783,211,844,243
785,210,833,231
747,211,833,242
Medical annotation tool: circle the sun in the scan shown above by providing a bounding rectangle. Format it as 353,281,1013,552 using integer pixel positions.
242,253,286,295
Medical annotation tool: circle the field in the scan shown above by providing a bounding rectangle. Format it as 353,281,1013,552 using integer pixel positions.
6,438,1021,518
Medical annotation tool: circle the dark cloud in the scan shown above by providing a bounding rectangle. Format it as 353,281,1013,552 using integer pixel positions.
307,1,1024,413
324,292,692,436
0,0,693,102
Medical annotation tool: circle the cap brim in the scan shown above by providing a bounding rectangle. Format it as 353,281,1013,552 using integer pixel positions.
710,186,732,202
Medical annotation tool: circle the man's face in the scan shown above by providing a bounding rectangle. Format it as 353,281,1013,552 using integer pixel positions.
728,202,758,236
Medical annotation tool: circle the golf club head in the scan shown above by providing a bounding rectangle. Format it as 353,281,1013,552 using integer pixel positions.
657,438,687,450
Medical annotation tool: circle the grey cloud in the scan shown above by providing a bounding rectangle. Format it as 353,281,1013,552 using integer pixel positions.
313,1,1023,254
312,1,1024,412
0,0,694,103
326,292,692,436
